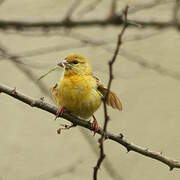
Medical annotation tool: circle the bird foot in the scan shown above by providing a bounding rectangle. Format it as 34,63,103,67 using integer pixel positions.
55,106,65,120
91,115,99,136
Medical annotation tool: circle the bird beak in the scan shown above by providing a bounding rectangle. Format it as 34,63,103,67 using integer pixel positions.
57,60,68,68
57,62,63,67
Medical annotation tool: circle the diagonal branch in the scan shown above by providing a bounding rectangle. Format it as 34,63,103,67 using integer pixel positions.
0,84,180,171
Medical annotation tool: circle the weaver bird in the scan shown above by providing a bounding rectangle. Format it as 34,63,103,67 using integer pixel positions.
51,53,122,133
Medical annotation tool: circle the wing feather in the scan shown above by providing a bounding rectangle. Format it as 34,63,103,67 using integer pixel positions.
50,83,59,104
93,75,123,111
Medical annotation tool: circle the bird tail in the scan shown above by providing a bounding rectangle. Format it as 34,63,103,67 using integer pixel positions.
98,86,123,111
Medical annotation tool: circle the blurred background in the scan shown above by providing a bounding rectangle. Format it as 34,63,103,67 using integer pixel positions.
0,0,180,179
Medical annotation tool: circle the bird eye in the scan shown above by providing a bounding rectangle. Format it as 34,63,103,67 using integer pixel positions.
72,60,78,64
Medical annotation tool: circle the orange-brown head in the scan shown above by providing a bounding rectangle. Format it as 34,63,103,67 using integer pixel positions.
58,53,92,76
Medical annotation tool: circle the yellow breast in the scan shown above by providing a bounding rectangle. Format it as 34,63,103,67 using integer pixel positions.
57,74,102,119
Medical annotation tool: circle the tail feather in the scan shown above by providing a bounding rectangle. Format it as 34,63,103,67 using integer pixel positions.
97,85,123,111
107,91,123,110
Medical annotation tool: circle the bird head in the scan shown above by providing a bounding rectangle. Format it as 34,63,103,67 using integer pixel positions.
58,53,92,76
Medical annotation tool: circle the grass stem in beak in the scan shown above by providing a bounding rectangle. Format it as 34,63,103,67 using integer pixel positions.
38,66,59,81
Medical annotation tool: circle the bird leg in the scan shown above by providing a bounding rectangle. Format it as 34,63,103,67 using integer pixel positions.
92,115,99,136
55,106,65,120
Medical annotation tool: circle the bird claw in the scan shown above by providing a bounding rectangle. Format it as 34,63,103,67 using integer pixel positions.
91,115,99,136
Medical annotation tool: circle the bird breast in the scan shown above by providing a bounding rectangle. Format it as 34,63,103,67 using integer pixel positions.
57,75,102,119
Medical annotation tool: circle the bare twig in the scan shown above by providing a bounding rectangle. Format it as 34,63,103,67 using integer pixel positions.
0,17,178,31
80,128,123,180
0,83,180,171
0,0,177,32
93,6,129,180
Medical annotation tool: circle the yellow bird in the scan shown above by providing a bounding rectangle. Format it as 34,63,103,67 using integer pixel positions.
51,53,122,132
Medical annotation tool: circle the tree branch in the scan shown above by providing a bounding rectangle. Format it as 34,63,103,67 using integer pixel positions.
0,17,178,31
0,83,180,171
93,6,129,180
0,1,178,32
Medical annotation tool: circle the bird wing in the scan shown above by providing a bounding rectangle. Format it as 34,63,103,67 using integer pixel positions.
93,75,123,111
50,83,59,104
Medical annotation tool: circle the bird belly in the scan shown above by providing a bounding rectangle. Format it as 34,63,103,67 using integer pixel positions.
72,89,102,119
57,77,101,119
